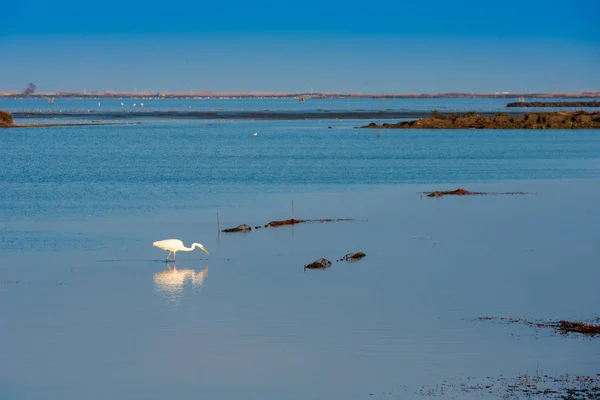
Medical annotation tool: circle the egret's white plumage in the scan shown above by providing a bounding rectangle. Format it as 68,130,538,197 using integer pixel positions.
153,239,208,262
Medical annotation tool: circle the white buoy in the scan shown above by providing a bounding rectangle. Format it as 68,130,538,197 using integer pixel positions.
98,102,101,107
253,132,258,136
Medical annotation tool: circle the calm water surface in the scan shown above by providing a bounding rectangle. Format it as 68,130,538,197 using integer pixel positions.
2,96,599,114
1,105,599,399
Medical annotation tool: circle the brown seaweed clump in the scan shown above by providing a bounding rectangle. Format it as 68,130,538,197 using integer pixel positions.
424,188,529,197
337,252,366,262
425,188,484,197
557,320,600,337
222,224,252,233
264,218,355,227
304,258,332,270
264,219,308,227
477,316,600,338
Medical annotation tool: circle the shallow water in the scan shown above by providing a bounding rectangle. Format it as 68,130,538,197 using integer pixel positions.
1,112,599,399
2,96,599,114
2,119,599,221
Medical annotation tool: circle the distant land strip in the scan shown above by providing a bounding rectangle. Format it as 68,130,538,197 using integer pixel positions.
10,110,527,121
1,91,599,99
507,101,600,107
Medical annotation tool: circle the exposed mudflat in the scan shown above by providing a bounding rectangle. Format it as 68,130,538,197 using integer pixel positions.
362,111,600,129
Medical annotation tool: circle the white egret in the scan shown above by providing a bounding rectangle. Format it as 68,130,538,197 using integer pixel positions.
153,239,209,262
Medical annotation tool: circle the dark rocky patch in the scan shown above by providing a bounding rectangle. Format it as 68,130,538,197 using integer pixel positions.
264,218,307,227
337,252,366,262
424,188,528,197
304,258,332,270
557,320,600,337
313,218,355,223
425,188,484,197
264,218,355,227
222,224,252,233
361,111,600,129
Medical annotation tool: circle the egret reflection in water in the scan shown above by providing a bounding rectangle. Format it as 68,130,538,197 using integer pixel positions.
153,263,208,303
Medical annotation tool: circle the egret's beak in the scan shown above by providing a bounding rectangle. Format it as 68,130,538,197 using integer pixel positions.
202,247,209,255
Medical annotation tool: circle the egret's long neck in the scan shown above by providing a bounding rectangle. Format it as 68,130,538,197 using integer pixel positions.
181,243,202,252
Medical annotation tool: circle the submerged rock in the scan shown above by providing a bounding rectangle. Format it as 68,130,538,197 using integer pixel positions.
424,188,528,198
426,188,483,197
264,218,307,227
222,224,252,233
338,252,366,262
304,258,332,270
558,320,600,337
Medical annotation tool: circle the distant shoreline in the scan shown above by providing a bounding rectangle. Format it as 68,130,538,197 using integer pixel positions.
1,91,599,100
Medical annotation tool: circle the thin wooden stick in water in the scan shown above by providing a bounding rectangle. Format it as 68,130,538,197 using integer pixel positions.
292,200,294,220
217,212,220,236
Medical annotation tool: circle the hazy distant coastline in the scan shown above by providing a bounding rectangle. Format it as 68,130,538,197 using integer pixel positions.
1,90,599,99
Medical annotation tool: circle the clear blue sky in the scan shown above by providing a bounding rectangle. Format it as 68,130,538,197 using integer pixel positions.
1,0,598,93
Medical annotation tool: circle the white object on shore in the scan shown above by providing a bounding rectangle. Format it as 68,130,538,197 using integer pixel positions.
153,239,209,262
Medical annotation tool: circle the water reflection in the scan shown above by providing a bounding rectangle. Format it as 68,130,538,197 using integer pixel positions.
153,262,208,303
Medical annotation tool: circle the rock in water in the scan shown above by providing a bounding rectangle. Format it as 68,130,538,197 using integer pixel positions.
341,252,366,261
304,258,332,270
426,188,478,197
264,218,307,227
222,224,252,233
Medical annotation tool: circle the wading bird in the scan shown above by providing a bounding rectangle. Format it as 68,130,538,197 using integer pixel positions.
153,239,209,262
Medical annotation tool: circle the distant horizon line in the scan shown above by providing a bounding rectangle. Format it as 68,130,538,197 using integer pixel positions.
1,90,600,99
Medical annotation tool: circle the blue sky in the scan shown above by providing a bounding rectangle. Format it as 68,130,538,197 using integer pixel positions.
1,0,598,93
